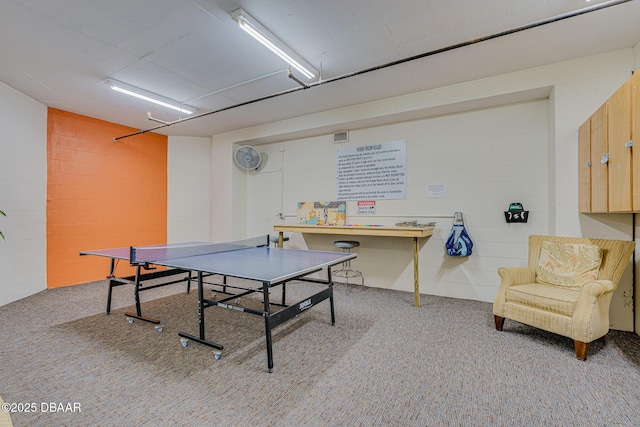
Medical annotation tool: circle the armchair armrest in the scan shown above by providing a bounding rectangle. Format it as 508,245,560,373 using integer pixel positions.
497,267,536,287
493,267,536,317
579,279,616,297
572,279,616,343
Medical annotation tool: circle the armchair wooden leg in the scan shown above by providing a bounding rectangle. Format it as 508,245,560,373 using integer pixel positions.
494,315,505,331
574,340,590,361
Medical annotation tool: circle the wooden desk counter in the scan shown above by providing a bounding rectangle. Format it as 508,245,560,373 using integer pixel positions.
273,224,434,307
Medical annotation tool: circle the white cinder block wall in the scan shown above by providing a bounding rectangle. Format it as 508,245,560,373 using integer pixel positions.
211,49,638,329
247,100,549,302
0,81,47,306
168,136,213,243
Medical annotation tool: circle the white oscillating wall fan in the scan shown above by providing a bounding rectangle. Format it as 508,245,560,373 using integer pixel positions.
234,145,262,170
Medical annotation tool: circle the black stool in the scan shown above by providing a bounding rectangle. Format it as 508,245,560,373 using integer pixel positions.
332,240,364,285
270,235,289,247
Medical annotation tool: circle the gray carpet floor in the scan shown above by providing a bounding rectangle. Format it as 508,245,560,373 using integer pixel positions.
1,274,639,426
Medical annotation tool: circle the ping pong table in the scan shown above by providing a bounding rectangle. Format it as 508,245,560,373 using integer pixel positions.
80,235,355,372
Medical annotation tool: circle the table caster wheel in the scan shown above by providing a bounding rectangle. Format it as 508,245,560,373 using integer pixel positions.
211,291,216,300
126,317,134,324
236,298,241,305
180,337,189,347
155,324,163,333
212,349,222,360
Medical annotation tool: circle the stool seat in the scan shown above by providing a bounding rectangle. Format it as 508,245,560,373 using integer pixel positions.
270,235,290,247
269,236,290,243
333,240,360,250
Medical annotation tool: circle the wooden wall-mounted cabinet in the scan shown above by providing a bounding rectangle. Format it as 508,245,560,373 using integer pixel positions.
579,103,610,213
632,71,640,210
578,119,591,212
608,80,632,212
579,73,637,213
592,103,610,212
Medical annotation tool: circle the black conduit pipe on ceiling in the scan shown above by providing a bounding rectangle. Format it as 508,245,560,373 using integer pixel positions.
114,0,633,141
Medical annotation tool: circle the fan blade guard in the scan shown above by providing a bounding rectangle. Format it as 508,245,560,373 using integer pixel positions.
234,145,261,170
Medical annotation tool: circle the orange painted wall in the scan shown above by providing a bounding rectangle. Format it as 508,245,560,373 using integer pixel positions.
47,109,168,288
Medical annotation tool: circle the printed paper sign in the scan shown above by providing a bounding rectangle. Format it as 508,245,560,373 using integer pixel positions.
426,184,446,198
357,200,376,215
337,140,406,200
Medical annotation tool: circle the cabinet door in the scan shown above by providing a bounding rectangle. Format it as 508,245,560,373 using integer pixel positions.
578,119,591,213
633,72,640,210
608,80,632,212
590,104,608,212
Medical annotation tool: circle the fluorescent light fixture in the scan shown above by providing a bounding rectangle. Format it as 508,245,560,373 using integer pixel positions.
232,8,317,80
106,78,197,115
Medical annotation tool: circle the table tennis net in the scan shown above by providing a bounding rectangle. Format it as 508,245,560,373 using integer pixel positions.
129,235,269,264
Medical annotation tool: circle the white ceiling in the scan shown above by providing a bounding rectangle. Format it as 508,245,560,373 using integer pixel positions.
1,0,639,140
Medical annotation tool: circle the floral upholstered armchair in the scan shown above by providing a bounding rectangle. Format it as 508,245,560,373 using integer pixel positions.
493,235,635,360
0,395,13,426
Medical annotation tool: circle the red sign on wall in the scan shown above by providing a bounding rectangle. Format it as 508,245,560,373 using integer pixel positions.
357,200,376,215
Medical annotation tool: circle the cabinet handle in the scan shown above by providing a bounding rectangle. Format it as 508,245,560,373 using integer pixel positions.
625,140,633,148
601,153,609,164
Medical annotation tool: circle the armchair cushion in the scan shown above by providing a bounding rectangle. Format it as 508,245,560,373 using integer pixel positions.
506,283,578,317
535,241,602,288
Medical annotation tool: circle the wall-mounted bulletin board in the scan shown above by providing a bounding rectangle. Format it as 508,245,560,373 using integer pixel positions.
336,140,406,200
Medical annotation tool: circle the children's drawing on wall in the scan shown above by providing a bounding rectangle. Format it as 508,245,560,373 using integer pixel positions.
297,201,346,225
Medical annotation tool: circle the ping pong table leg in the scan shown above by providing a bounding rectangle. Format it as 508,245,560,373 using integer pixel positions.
262,282,274,373
281,283,286,306
107,281,114,314
106,259,116,314
134,266,143,317
328,269,336,325
123,265,161,325
198,271,206,339
186,271,193,293
178,271,224,350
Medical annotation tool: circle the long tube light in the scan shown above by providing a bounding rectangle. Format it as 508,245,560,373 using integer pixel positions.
231,8,317,80
106,78,197,115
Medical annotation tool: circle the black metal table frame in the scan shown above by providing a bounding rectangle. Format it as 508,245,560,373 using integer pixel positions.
178,268,336,373
102,238,274,325
105,261,263,326
105,258,191,325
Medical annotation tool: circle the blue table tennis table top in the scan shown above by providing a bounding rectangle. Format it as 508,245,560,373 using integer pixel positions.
81,242,355,285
